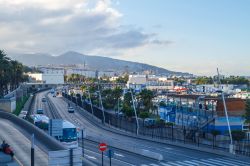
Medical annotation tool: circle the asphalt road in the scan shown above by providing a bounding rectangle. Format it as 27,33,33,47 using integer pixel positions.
47,93,250,166
0,119,48,166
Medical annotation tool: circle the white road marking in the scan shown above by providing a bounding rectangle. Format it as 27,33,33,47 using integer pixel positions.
167,161,183,166
190,160,215,166
150,164,160,166
175,161,194,166
164,147,172,150
114,152,124,157
200,159,225,166
181,160,199,166
218,158,250,166
85,154,97,160
207,158,245,166
159,162,173,166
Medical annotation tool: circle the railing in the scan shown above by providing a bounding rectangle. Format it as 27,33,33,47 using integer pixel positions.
62,92,250,157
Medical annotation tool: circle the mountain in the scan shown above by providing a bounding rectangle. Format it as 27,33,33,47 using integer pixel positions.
10,51,191,76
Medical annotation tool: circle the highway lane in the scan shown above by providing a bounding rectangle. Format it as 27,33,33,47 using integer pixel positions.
48,94,250,166
45,93,147,165
0,119,48,166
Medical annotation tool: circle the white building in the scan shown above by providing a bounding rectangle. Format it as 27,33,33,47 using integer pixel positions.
28,73,64,84
146,75,174,90
195,84,234,93
28,67,64,84
127,75,175,92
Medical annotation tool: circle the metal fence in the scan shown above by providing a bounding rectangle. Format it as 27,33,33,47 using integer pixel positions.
62,92,250,157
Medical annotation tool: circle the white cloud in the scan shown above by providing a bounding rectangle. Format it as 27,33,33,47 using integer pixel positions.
0,0,170,55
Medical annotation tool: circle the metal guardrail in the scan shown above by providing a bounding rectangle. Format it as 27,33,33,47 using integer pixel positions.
45,93,61,119
0,111,66,151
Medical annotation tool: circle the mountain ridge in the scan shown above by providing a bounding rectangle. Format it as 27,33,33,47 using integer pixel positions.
10,51,192,76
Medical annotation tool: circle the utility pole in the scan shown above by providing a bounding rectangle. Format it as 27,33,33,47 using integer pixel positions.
217,68,234,154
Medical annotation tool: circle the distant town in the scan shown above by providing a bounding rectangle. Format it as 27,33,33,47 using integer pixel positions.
1,50,250,165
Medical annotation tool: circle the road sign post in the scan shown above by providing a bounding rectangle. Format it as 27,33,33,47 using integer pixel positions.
81,128,86,166
102,152,103,166
99,143,107,166
107,149,114,166
31,134,34,166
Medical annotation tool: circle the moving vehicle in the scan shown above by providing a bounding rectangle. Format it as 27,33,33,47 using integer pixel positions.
61,121,78,148
42,97,46,102
31,114,49,130
50,88,55,94
19,110,28,119
36,109,44,114
50,120,78,149
68,107,75,113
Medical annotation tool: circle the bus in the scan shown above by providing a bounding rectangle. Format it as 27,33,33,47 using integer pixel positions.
59,120,78,149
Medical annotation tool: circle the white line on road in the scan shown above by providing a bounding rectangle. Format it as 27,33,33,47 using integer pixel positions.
114,152,124,157
85,148,136,166
85,154,97,160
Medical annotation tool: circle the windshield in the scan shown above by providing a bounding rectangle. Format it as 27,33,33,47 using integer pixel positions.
61,128,77,142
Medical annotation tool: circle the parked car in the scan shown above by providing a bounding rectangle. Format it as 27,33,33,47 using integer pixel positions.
68,107,75,113
144,118,156,127
36,109,44,114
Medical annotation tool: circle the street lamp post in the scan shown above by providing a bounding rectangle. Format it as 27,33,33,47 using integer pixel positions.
86,88,94,117
130,88,139,135
217,68,234,154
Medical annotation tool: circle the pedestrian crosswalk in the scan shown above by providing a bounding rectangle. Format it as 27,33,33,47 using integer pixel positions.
141,157,250,166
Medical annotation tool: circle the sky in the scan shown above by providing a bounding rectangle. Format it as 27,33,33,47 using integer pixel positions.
0,0,249,76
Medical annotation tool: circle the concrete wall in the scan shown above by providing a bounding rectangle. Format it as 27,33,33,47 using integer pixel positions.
28,73,64,84
0,97,16,112
216,98,245,116
42,74,64,84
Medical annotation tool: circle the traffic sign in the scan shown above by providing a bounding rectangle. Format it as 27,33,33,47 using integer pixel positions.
107,149,114,158
49,119,63,137
99,143,107,152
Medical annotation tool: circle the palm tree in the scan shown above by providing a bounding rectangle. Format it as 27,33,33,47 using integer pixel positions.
0,50,11,97
138,89,154,112
0,50,27,98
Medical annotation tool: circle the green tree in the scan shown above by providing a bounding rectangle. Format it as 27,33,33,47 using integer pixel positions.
211,130,220,147
232,130,245,142
115,74,129,84
139,111,149,119
138,89,154,112
195,76,213,85
0,50,27,98
121,92,133,117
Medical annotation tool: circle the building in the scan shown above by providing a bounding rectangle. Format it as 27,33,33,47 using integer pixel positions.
65,68,96,78
195,84,234,94
127,75,147,92
27,67,64,84
146,75,174,91
127,75,175,92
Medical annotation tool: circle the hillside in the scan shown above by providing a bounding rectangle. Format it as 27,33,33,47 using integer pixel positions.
10,51,191,76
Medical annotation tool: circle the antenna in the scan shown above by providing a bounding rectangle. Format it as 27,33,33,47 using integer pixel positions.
217,68,234,153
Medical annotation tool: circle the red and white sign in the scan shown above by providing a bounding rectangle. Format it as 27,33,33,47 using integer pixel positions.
99,143,107,152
